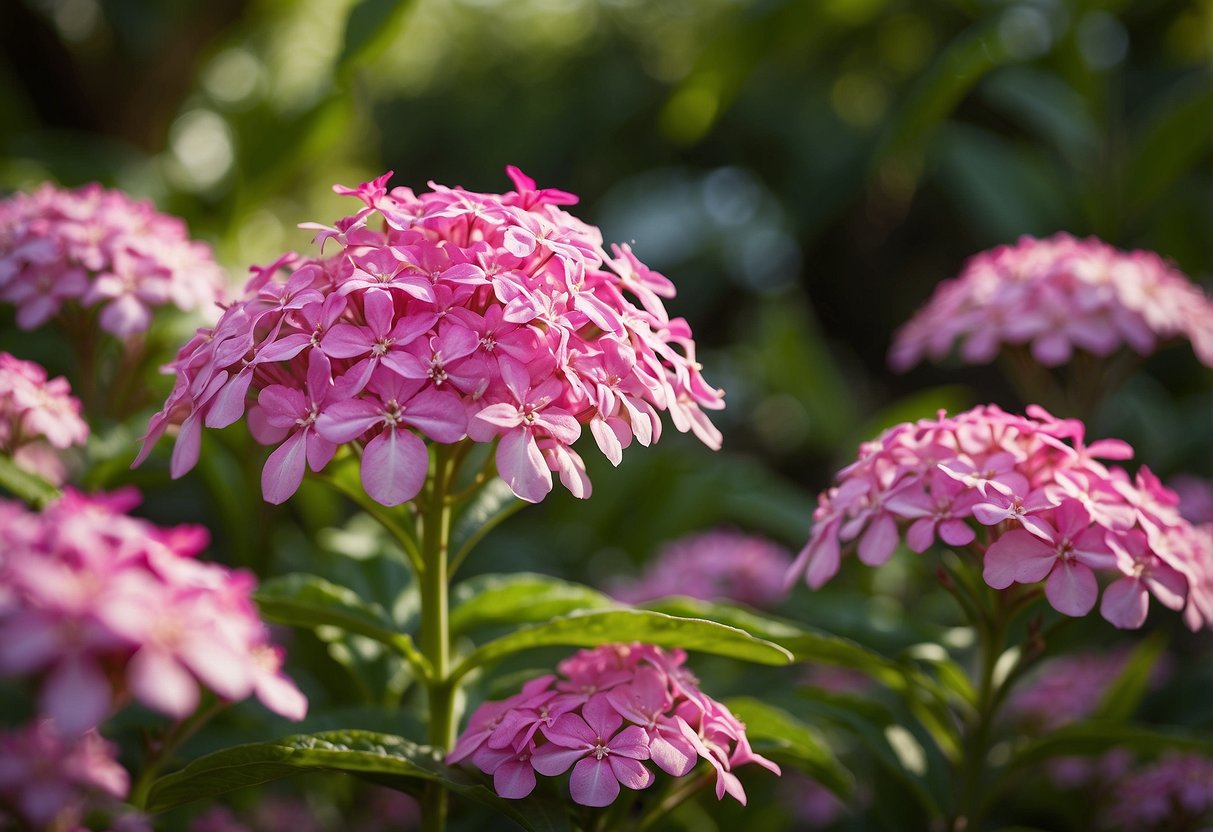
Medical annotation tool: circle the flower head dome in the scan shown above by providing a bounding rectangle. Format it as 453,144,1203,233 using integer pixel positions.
136,168,724,506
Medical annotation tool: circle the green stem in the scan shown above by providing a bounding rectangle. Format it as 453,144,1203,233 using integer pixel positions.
128,699,226,810
420,443,458,832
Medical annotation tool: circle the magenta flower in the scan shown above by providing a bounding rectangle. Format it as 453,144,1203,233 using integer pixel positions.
136,169,723,506
0,489,306,732
890,233,1213,371
0,352,88,484
531,694,654,807
0,182,225,336
788,404,1213,630
449,644,779,807
0,720,131,828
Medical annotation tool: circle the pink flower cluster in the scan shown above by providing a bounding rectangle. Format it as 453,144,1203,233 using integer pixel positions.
889,233,1213,371
448,643,779,807
0,352,88,484
1100,753,1213,830
135,168,723,506
788,404,1213,630
0,720,145,830
610,529,791,608
0,488,306,736
0,182,226,336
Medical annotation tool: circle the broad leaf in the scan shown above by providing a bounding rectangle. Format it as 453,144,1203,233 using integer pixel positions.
255,574,428,676
146,730,569,831
725,696,854,798
452,609,792,682
450,572,616,635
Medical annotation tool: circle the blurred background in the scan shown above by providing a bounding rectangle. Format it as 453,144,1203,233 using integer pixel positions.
1,1,1211,828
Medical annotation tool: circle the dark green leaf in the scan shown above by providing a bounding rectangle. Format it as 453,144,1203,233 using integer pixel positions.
1092,631,1168,723
255,574,428,676
725,696,854,798
1004,721,1213,771
450,572,616,635
452,609,793,682
146,730,569,831
1127,75,1213,213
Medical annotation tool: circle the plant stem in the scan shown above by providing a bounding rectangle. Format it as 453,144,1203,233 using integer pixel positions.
419,443,458,832
128,699,226,810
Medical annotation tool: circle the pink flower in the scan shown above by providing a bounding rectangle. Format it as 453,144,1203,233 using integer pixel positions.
449,644,779,807
890,233,1213,371
788,405,1213,631
0,182,226,336
609,529,792,608
531,694,654,807
0,720,130,828
0,489,306,731
0,352,88,484
136,169,723,506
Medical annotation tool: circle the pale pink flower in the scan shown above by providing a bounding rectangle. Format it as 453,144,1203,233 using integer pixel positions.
449,644,778,807
609,529,792,608
0,182,226,336
1100,753,1213,830
0,489,306,731
135,169,723,506
0,352,88,484
788,405,1213,629
0,720,130,828
890,233,1213,371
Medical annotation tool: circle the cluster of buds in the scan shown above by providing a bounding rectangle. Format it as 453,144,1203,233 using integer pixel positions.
448,643,778,807
788,404,1213,630
0,488,306,735
0,183,225,336
136,168,723,507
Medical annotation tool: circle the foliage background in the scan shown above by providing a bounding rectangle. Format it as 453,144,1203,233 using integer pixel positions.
1,0,1210,829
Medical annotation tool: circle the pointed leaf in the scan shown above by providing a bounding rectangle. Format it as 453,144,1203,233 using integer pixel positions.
452,609,792,682
0,455,60,508
724,696,854,798
255,574,428,676
450,573,616,635
145,730,569,831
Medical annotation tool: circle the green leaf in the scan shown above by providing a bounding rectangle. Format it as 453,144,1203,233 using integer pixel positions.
450,477,526,573
452,609,793,682
255,574,429,677
725,696,854,798
980,66,1099,164
337,0,415,77
146,730,569,831
798,688,945,816
1126,74,1213,214
1003,722,1213,772
450,572,616,635
644,597,900,680
0,455,60,508
1092,631,1168,723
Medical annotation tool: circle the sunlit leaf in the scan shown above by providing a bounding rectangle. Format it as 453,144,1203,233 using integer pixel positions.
0,455,59,508
450,572,616,635
452,609,793,682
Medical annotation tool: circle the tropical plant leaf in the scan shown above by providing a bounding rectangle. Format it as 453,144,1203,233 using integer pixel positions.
450,572,616,635
255,574,428,676
725,696,854,798
452,609,792,682
146,730,569,831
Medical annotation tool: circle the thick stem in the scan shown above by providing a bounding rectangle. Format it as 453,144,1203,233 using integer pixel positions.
420,444,457,832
